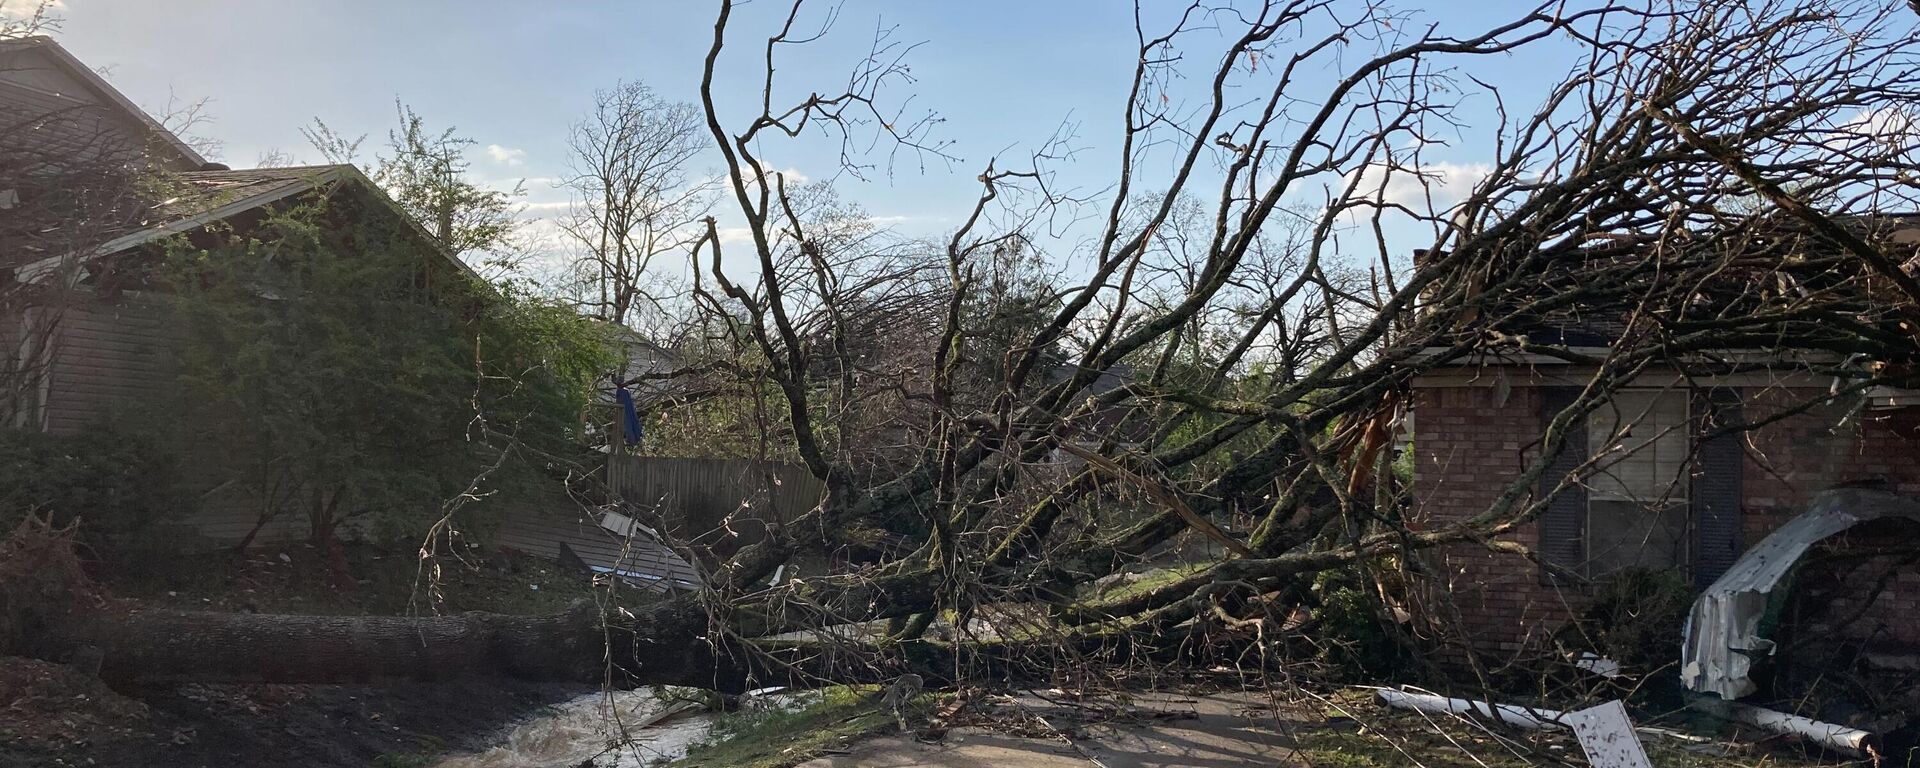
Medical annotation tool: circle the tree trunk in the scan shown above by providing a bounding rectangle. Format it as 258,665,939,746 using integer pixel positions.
24,598,748,690
230,511,270,555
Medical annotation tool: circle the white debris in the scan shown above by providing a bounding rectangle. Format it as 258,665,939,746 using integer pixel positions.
1681,489,1920,700
1564,700,1653,768
1574,653,1624,679
1694,700,1878,757
1374,688,1563,730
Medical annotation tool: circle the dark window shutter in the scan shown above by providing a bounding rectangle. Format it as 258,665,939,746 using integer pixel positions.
1538,386,1588,584
1691,388,1744,589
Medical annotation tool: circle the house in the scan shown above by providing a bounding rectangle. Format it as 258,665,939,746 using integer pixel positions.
0,35,204,173
1407,229,1920,667
0,36,702,588
5,162,479,544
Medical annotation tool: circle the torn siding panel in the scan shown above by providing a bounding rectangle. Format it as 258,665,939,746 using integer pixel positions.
1680,488,1920,700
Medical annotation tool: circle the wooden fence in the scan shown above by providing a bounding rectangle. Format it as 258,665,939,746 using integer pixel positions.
606,454,826,548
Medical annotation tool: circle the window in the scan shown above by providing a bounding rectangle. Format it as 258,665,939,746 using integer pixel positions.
1584,390,1691,577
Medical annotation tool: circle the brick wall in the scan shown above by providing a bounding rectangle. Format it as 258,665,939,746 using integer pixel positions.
1791,520,1920,651
1410,385,1572,655
1744,389,1920,656
1741,387,1920,536
1413,382,1920,661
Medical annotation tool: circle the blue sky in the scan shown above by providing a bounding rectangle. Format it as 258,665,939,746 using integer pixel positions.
28,1,1587,266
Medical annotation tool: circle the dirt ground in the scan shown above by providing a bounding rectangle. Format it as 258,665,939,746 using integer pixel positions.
2,542,604,768
0,655,590,768
0,652,583,768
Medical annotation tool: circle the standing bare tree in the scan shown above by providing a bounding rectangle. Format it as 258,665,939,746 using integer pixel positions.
560,80,714,327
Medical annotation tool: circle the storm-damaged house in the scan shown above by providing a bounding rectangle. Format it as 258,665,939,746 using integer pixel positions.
1407,221,1920,703
0,36,699,590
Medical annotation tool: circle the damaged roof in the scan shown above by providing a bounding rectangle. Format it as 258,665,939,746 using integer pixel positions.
1419,214,1920,354
495,505,703,594
12,163,476,284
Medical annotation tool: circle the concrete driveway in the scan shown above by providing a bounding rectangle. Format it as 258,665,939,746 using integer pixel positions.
799,690,1313,768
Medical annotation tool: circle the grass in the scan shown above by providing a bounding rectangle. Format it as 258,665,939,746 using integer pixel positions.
658,682,1847,768
1290,726,1530,767
369,754,432,768
669,686,906,768
370,734,449,768
1288,720,1846,768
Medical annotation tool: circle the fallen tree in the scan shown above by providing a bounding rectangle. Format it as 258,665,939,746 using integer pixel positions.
13,0,1920,695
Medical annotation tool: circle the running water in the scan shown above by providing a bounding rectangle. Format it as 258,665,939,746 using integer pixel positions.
432,689,718,768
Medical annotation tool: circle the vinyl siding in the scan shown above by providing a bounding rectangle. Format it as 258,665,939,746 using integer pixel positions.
39,295,307,546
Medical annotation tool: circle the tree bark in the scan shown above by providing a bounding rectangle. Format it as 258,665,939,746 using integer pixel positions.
26,599,742,690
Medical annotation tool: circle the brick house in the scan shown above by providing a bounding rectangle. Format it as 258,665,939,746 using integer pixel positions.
1410,276,1920,662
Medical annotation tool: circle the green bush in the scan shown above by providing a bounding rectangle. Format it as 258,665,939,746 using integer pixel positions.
1564,567,1695,673
162,200,615,548
1314,566,1415,680
0,427,182,548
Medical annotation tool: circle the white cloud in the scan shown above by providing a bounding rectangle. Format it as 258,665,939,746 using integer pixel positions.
520,200,574,213
484,144,526,166
1831,106,1920,155
1342,160,1492,219
516,216,570,247
0,0,63,20
734,161,807,190
757,164,807,186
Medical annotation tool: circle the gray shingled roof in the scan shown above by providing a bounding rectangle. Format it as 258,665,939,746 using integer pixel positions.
13,163,480,285
153,165,345,222
495,504,704,594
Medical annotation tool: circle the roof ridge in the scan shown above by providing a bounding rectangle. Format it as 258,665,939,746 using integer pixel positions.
179,163,355,177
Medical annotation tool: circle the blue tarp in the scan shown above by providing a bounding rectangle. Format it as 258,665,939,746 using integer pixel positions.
614,387,643,446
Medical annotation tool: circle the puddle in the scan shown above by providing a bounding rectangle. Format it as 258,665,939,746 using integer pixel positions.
433,689,717,768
